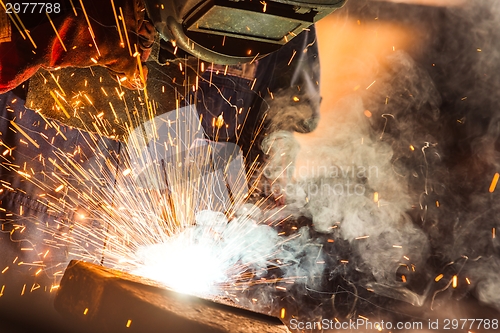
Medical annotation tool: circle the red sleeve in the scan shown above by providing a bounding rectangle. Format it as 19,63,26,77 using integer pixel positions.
0,0,155,93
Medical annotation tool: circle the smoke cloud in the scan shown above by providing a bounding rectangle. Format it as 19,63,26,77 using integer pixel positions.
241,0,500,327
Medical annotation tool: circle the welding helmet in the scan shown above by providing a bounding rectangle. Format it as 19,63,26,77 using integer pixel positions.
144,0,347,65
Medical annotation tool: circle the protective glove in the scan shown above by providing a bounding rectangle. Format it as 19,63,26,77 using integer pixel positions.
0,0,156,93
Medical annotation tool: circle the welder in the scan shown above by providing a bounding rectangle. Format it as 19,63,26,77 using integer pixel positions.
0,0,350,177
0,0,347,146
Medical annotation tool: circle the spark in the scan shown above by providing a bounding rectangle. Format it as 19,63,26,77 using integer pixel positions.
366,80,376,90
260,1,267,12
50,91,71,119
489,173,499,193
10,7,37,49
9,120,40,148
80,0,101,56
69,0,78,16
215,114,224,129
250,53,260,64
355,236,369,240
250,78,257,90
111,0,125,47
46,13,67,52
288,50,297,66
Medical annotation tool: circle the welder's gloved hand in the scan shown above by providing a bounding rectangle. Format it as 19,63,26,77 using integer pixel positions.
0,0,156,93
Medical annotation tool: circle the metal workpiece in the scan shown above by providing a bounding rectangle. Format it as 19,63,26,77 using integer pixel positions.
54,260,290,333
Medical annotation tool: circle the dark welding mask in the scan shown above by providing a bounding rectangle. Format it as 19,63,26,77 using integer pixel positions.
144,0,347,65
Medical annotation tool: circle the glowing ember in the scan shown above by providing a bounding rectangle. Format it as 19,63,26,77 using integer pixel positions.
489,173,499,193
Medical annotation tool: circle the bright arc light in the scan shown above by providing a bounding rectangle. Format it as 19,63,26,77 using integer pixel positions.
132,234,228,296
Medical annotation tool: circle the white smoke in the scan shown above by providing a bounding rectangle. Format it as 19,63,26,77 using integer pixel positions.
132,206,323,298
262,91,430,305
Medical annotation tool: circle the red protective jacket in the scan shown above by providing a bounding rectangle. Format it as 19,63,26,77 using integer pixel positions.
0,0,155,92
